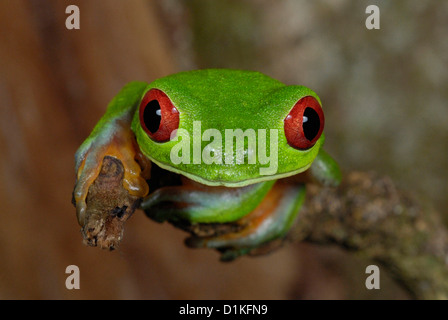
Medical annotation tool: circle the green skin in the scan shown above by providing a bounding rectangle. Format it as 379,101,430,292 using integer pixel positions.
74,69,341,261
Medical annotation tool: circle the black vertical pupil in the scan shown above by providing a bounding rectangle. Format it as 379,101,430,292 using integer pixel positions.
303,107,320,141
143,100,161,133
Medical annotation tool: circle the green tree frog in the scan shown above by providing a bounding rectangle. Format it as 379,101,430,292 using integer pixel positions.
73,69,341,261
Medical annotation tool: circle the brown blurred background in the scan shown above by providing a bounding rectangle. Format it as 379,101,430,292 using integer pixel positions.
0,0,446,299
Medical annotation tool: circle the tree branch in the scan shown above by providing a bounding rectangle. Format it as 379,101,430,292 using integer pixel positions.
76,157,448,299
287,171,448,300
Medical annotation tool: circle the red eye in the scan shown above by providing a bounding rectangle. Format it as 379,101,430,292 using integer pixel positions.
139,89,179,142
284,96,324,150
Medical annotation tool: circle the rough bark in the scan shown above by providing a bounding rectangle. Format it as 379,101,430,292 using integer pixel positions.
74,156,141,250
287,171,448,300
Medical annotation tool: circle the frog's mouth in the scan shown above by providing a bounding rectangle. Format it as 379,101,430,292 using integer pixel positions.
144,154,311,189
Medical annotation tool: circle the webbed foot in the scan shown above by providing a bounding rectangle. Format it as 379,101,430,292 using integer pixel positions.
73,118,150,227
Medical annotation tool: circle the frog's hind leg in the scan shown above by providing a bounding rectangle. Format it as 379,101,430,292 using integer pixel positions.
141,179,275,224
186,182,306,261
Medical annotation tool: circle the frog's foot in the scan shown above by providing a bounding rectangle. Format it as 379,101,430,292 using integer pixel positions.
73,118,150,227
185,182,306,261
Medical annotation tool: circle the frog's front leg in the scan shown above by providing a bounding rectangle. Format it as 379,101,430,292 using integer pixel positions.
141,179,305,261
73,82,150,228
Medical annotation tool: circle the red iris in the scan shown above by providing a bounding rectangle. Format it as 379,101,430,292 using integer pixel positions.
284,96,324,150
139,89,179,142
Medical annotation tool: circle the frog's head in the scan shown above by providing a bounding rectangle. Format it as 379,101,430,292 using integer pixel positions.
132,69,325,187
